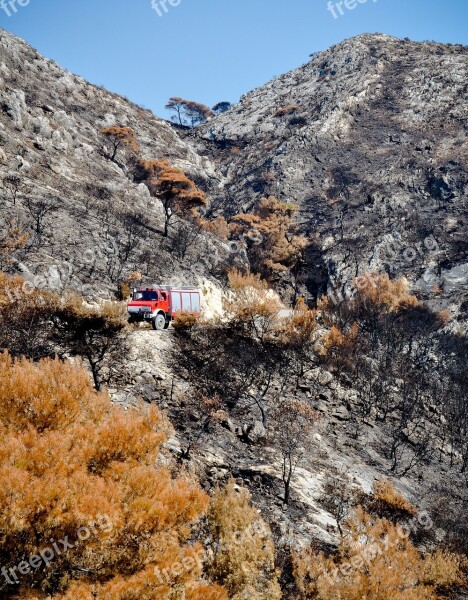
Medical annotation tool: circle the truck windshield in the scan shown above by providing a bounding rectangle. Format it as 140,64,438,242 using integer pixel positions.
134,291,158,301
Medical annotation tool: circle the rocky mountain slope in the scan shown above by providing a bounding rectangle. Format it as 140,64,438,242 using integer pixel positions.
1,30,466,312
193,33,467,317
1,28,467,580
0,28,229,299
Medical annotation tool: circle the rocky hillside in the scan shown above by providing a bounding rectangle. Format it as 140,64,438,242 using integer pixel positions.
0,29,229,299
193,33,467,317
1,30,466,311
1,28,467,592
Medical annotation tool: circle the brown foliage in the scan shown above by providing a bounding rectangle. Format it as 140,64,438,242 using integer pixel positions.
166,97,214,127
205,480,281,600
117,281,131,300
172,311,200,331
319,274,421,328
274,105,300,117
100,126,139,161
51,294,127,390
321,323,358,351
0,353,228,599
319,323,360,373
293,506,463,600
0,219,29,268
354,273,421,313
372,478,417,519
280,296,317,344
117,271,142,300
0,272,127,389
0,270,59,358
194,214,230,240
224,269,282,342
277,298,320,379
227,268,269,293
139,159,207,236
231,196,307,279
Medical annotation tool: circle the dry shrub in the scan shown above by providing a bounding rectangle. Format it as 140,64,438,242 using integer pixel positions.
117,281,131,300
274,105,300,117
0,219,29,268
195,215,230,240
51,293,127,390
372,478,417,518
318,275,421,326
0,352,227,599
279,298,319,376
421,550,465,589
227,268,269,293
0,270,60,358
100,126,139,161
172,312,200,331
355,273,421,313
292,507,463,600
224,269,282,342
230,196,307,278
0,272,126,372
321,325,352,350
280,297,318,346
205,480,281,600
319,323,359,369
436,309,451,324
118,271,143,300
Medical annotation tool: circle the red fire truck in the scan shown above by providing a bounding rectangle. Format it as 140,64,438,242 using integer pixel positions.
127,285,201,330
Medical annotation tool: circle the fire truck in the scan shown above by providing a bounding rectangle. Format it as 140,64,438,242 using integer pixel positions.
127,285,201,330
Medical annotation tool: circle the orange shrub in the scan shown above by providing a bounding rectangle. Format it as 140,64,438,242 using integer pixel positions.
230,196,307,278
321,323,358,355
0,219,29,268
274,105,300,117
0,353,227,599
225,269,281,342
196,215,230,240
293,507,462,600
372,478,417,518
205,480,281,600
138,159,207,236
354,273,420,313
100,126,139,161
172,311,200,331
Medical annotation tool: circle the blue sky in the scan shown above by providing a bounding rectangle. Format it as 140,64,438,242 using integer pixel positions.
1,0,467,119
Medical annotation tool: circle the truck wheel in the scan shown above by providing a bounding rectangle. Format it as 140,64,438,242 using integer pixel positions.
152,314,166,331
163,318,170,330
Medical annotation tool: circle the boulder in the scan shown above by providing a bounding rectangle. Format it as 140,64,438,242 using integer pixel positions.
319,371,334,386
